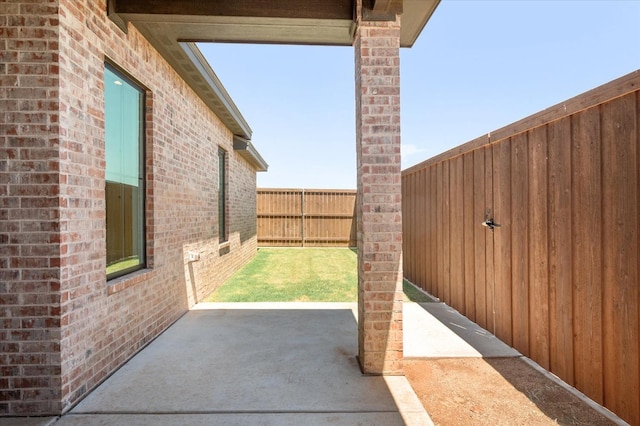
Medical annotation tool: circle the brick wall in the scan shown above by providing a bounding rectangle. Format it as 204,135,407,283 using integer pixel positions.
0,0,63,415
1,0,259,415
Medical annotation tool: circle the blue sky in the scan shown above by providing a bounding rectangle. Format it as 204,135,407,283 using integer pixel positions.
199,0,640,189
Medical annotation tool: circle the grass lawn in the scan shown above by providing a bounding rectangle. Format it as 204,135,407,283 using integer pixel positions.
205,247,435,303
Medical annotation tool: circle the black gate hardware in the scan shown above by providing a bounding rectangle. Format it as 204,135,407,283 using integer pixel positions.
482,218,501,231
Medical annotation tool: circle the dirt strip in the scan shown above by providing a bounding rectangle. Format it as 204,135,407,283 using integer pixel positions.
404,358,620,426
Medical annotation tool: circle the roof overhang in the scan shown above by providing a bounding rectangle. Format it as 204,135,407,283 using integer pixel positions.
109,0,439,47
233,136,269,172
107,0,439,170
179,42,252,139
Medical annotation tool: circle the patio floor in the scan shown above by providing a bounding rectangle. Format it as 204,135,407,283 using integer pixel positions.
54,302,430,426
6,301,621,425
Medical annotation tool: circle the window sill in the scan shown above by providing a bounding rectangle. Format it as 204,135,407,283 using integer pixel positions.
108,268,154,295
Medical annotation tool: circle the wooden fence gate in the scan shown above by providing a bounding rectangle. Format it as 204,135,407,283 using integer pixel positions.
402,70,640,425
257,188,357,247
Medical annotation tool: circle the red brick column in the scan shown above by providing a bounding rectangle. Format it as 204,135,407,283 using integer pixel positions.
0,2,63,415
354,7,403,375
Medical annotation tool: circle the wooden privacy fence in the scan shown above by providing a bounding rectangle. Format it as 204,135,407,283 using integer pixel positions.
257,188,357,247
402,70,640,425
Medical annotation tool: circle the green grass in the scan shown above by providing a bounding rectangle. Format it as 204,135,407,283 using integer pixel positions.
204,247,436,303
205,248,358,302
403,279,437,303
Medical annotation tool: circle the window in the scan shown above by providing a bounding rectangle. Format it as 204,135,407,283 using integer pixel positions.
104,64,146,279
218,148,227,243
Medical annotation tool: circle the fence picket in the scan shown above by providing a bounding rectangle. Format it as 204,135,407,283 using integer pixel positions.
401,70,640,425
257,189,357,247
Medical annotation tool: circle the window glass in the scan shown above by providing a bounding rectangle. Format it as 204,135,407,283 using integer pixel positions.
104,65,145,279
218,149,227,243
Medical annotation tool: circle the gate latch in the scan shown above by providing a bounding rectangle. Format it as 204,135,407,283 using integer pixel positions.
482,210,501,231
482,218,501,231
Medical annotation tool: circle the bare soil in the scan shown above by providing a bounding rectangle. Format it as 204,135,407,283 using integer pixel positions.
404,358,618,426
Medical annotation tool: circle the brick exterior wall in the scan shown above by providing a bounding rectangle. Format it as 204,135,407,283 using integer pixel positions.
354,6,404,375
1,0,63,415
1,0,259,415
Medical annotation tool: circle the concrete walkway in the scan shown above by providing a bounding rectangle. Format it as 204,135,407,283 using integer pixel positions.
0,302,620,426
0,301,532,426
404,302,519,359
50,302,431,426
8,300,614,425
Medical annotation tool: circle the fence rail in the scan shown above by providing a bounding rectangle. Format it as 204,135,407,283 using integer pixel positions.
402,70,640,425
257,188,356,247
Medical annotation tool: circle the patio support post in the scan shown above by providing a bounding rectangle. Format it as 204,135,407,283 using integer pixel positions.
354,1,403,375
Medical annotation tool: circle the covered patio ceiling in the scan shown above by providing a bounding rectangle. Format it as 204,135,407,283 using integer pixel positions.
109,0,439,47
107,0,439,139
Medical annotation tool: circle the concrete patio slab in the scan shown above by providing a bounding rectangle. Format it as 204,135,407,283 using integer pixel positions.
5,299,620,425
1,418,58,426
53,302,432,426
403,302,520,358
54,413,405,425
